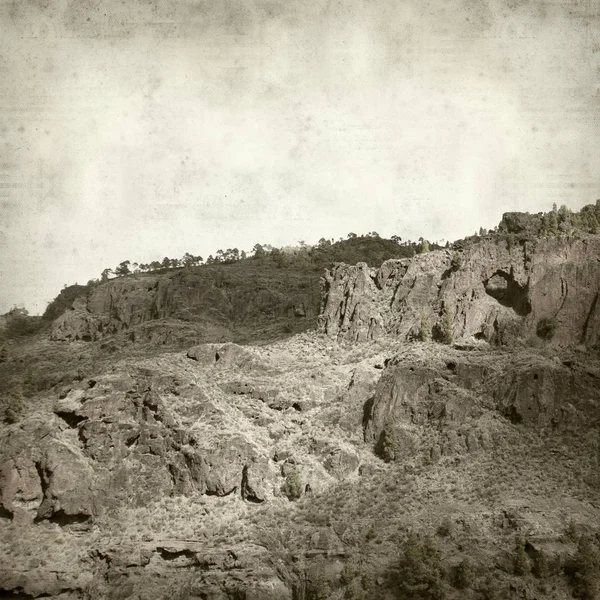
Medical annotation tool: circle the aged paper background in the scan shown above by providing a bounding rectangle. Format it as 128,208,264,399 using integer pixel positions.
1,0,599,313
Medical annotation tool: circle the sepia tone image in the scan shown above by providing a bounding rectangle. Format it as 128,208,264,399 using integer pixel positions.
1,1,600,598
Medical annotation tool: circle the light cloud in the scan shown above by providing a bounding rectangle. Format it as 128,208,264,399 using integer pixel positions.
1,0,599,313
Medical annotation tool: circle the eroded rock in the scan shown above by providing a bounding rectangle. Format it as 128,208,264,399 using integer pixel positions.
319,233,600,348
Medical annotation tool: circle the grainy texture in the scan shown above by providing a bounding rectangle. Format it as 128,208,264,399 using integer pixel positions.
2,0,600,313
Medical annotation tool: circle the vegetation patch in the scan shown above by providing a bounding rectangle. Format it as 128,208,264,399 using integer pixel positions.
536,317,557,340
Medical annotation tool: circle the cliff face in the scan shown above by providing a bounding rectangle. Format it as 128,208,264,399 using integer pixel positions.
319,235,600,347
362,346,597,465
51,266,319,344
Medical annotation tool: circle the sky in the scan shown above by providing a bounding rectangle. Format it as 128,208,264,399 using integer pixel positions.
1,0,600,314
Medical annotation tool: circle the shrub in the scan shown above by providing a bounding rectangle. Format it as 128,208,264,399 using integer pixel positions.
532,550,550,579
344,579,367,600
450,251,462,271
375,422,398,463
281,470,303,501
307,566,331,600
416,314,431,342
391,533,446,600
1,384,24,424
513,535,531,576
433,309,453,345
341,559,372,600
452,558,474,589
341,560,360,585
477,575,502,600
570,535,600,600
565,519,583,542
3,307,44,339
536,317,557,340
436,517,453,538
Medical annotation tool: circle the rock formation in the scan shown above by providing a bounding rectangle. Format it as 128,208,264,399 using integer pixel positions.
319,232,600,347
51,267,319,344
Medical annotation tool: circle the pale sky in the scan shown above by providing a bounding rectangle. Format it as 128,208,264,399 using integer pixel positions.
1,0,600,314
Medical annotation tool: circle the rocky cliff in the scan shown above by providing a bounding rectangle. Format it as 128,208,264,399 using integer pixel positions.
319,233,600,347
50,265,319,345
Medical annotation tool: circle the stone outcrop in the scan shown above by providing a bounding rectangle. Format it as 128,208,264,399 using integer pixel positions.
363,346,599,462
0,417,95,525
6,216,600,600
0,371,276,526
51,267,319,343
319,233,600,348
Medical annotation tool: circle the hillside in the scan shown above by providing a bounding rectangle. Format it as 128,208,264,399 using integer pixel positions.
42,235,432,348
0,210,600,599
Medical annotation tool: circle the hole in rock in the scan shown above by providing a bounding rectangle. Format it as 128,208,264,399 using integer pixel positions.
158,547,196,561
55,411,85,428
484,270,531,316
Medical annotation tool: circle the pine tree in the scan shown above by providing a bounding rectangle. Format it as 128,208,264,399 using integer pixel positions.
548,210,559,235
571,535,600,600
393,534,446,600
440,309,453,345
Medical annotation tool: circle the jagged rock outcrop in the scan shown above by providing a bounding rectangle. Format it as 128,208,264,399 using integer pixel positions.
319,233,600,347
363,346,599,461
87,543,293,600
0,416,95,525
0,369,277,526
51,267,319,343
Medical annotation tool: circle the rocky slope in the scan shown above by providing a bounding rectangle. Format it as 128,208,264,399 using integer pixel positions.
46,235,423,347
1,331,599,599
1,216,600,599
319,233,600,348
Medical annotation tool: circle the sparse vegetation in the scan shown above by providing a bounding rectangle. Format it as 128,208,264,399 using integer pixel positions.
433,308,453,345
537,317,558,340
1,307,45,339
86,234,442,284
436,517,453,538
513,535,531,576
1,383,24,424
450,251,462,271
307,566,332,600
416,314,431,342
375,422,398,463
569,534,600,600
281,470,303,501
477,575,503,600
452,558,474,589
532,549,550,579
390,533,446,600
3,202,600,599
